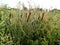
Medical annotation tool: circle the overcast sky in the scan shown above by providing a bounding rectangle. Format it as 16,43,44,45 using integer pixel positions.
0,0,60,9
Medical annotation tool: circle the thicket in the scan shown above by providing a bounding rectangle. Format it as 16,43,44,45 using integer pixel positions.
0,5,60,45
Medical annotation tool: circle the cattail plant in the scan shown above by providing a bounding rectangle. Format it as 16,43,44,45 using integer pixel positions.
38,12,40,20
20,14,22,18
20,11,23,18
41,10,45,20
41,10,48,22
0,4,60,45
9,13,13,19
9,13,11,18
41,10,46,20
27,10,31,22
25,12,27,18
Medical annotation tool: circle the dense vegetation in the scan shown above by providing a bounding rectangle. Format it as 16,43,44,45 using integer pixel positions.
0,5,60,45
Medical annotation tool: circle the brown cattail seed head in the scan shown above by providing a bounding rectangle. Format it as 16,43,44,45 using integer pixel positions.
41,10,46,20
27,11,31,22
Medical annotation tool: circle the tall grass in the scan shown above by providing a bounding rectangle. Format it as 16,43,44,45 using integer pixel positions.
0,5,60,45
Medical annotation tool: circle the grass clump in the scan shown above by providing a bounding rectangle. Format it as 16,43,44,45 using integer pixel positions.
0,5,60,45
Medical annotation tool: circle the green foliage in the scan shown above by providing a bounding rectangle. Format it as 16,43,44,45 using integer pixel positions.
0,6,60,45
